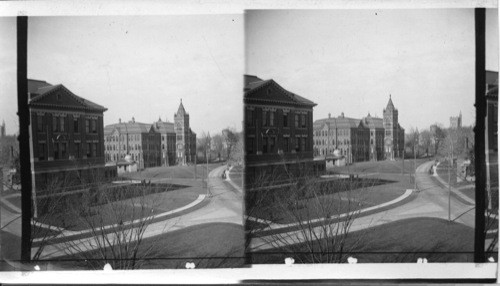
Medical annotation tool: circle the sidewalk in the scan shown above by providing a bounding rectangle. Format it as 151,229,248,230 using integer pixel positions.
249,160,476,251
225,166,243,194
34,165,241,259
433,162,475,205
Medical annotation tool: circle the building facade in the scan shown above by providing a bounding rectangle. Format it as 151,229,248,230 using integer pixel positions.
104,101,196,169
313,113,371,164
28,79,115,194
104,118,162,169
314,96,404,163
152,118,176,166
174,100,197,165
244,75,325,188
383,95,405,160
450,111,463,129
1,120,5,138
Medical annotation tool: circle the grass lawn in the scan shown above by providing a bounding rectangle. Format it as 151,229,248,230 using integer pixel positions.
0,230,20,265
121,163,224,180
56,223,245,269
36,182,204,231
436,161,473,188
332,158,430,175
249,217,474,263
250,173,411,224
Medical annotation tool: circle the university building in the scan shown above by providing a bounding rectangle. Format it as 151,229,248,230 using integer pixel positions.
313,96,404,163
104,100,195,169
450,111,463,129
174,100,197,165
244,75,325,188
104,118,162,169
28,79,115,194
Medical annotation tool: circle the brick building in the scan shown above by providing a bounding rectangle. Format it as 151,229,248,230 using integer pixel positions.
313,113,371,164
104,118,162,169
152,118,176,166
28,79,115,194
104,101,195,169
244,75,325,187
314,96,404,163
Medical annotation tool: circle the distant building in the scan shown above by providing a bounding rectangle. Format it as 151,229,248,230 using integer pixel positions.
450,111,462,129
244,75,324,187
313,113,371,164
27,79,115,195
313,95,404,163
485,70,498,209
104,118,161,169
1,120,5,138
363,114,385,161
383,95,405,160
174,100,197,165
152,118,176,166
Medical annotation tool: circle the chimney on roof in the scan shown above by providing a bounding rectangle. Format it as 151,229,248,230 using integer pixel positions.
119,118,121,123
132,117,135,123
341,112,344,118
328,113,331,119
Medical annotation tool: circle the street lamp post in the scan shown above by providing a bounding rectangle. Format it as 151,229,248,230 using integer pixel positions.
414,139,417,191
206,144,209,196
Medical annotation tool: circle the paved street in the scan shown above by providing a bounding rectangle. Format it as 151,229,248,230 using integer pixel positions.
249,161,477,251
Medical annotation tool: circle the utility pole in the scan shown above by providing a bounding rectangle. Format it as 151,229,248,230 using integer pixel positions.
17,16,31,262
474,8,486,262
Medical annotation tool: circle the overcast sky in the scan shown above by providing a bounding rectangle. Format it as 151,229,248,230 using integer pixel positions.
0,15,243,135
246,9,498,131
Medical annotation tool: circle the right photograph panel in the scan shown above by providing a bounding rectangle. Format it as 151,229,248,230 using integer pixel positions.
244,9,498,263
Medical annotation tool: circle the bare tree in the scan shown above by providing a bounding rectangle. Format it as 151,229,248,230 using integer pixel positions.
196,132,212,162
419,129,432,157
405,126,420,157
61,181,168,269
211,134,224,162
30,168,171,270
245,161,368,263
431,123,446,157
222,127,239,162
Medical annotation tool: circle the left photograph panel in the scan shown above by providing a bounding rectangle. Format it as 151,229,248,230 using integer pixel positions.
0,15,244,270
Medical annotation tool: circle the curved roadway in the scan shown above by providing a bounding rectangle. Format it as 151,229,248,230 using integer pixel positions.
35,165,243,259
249,161,476,251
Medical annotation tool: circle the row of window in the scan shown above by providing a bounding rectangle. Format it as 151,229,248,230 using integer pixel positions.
315,137,383,146
38,142,98,161
246,136,308,155
105,152,165,163
246,109,309,129
105,143,162,152
36,115,97,134
315,129,385,137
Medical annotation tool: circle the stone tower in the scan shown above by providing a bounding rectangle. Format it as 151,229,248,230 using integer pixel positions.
383,95,400,160
450,111,462,129
174,99,190,165
1,120,5,138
